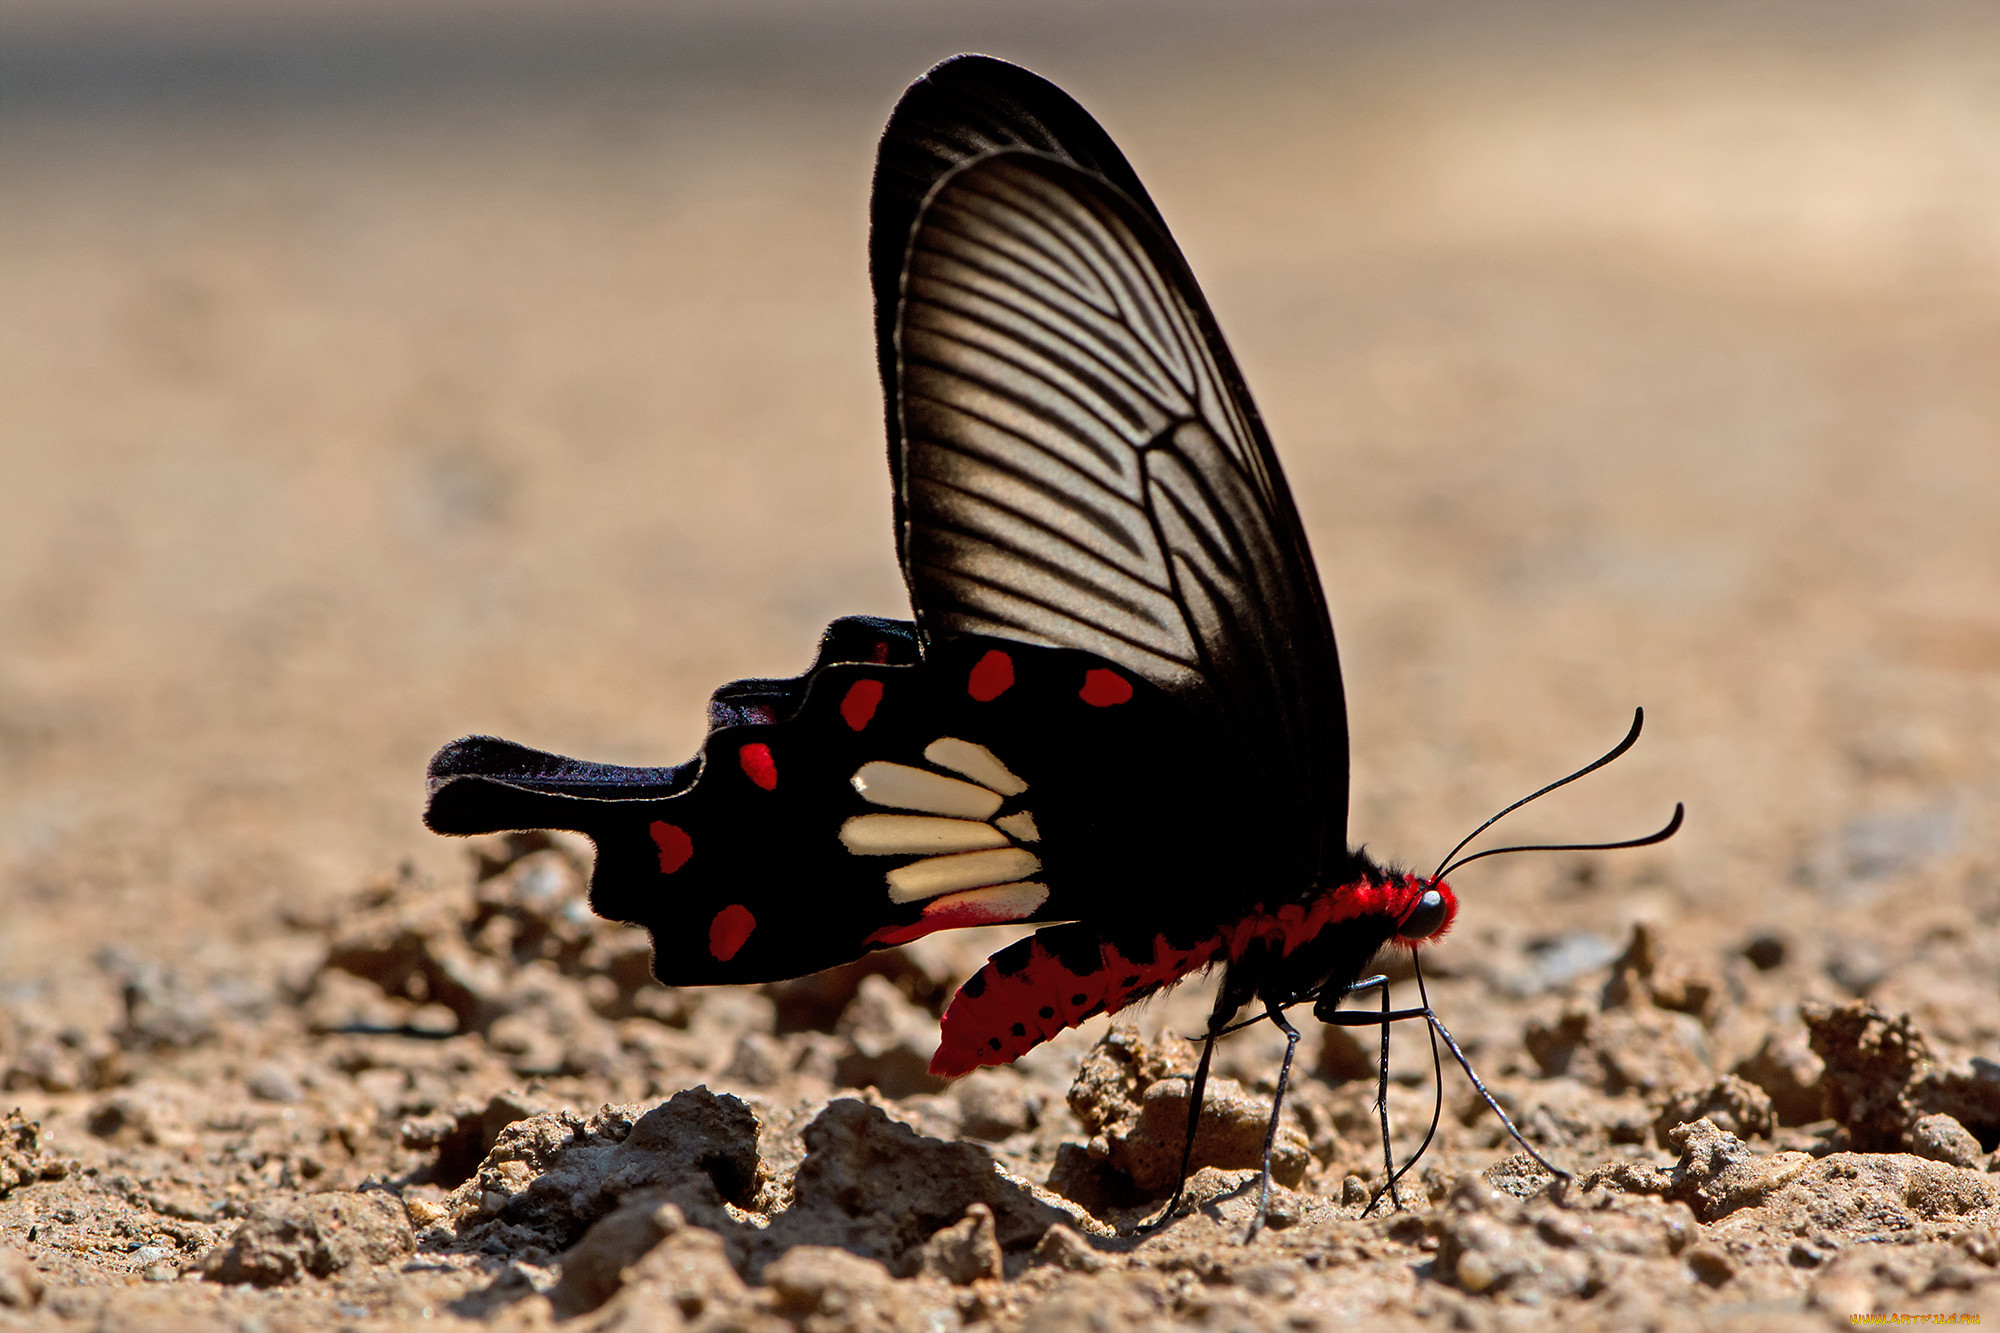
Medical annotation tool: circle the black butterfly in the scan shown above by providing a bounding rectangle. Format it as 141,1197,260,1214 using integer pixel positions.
425,55,1677,1232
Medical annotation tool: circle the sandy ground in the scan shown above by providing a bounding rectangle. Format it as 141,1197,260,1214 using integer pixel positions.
3,2,2000,1327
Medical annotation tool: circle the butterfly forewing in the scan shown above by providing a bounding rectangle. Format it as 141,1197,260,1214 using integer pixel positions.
880,63,1350,878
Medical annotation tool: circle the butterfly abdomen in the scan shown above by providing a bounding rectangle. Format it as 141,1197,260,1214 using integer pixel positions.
928,869,1449,1077
930,922,1227,1077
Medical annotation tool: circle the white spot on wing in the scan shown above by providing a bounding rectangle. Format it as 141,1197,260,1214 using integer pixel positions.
840,814,1008,855
851,762,1002,819
885,847,1043,903
994,811,1041,843
923,738,1028,796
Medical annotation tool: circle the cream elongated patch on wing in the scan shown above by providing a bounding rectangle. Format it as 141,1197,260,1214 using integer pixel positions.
851,762,1003,819
994,811,1040,843
840,814,1009,855
922,738,1027,796
886,847,1043,903
921,882,1049,922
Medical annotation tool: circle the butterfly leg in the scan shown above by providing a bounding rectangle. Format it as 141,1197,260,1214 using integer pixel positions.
1150,1024,1217,1232
1315,975,1424,1213
1136,971,1246,1235
1243,998,1302,1242
1368,978,1400,1212
1315,973,1571,1210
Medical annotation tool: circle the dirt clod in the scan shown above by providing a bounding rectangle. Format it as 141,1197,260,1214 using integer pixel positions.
953,1072,1039,1142
780,1098,1076,1275
835,975,949,1100
0,1246,43,1309
548,1190,685,1317
1906,1113,1985,1169
200,1190,415,1285
603,1215,752,1327
1029,1224,1106,1273
1733,1030,1826,1126
1666,1118,1814,1221
1065,1024,1308,1195
1684,1240,1735,1287
764,1245,955,1333
919,1202,1003,1285
1806,1001,1931,1150
1482,1152,1560,1200
441,1088,760,1256
0,1111,66,1197
1654,1074,1776,1147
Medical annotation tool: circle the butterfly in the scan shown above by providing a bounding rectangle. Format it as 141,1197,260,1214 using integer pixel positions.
424,54,1678,1233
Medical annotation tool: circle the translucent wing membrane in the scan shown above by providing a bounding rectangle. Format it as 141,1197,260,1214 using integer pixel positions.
878,57,1351,877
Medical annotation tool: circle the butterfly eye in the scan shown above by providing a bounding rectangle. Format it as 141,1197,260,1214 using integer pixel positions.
1398,887,1450,941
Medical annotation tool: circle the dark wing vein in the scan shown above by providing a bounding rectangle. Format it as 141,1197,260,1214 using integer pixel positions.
908,271,1158,444
910,465,1161,595
910,550,1198,672
931,176,1193,410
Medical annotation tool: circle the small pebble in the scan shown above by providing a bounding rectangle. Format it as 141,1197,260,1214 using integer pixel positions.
247,1065,304,1104
1905,1112,1983,1169
1685,1242,1734,1287
1742,933,1786,971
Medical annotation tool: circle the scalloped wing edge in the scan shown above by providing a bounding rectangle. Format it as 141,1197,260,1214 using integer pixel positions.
422,616,920,837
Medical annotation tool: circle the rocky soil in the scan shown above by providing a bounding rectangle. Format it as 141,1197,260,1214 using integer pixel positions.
6,2,2000,1329
3,837,2000,1330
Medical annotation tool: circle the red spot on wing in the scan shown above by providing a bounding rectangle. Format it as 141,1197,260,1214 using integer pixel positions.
707,904,756,961
967,650,1014,702
863,892,1036,949
650,821,693,874
840,679,884,731
863,921,936,949
930,930,1224,1077
1079,668,1133,707
737,742,777,790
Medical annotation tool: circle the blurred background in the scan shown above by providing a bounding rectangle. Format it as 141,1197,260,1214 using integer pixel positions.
4,0,1999,1000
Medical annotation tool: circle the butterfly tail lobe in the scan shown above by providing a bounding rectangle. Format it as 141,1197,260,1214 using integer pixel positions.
422,735,692,837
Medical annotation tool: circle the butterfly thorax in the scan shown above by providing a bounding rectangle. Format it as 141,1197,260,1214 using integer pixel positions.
1218,861,1457,1011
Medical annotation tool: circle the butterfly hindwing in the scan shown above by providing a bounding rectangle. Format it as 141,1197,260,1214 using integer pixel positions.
427,620,1280,987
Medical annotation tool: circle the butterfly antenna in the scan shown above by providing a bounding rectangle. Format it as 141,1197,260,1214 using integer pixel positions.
1437,803,1683,882
1429,708,1681,882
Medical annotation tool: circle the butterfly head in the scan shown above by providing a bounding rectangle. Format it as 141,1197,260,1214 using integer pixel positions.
1392,876,1457,946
